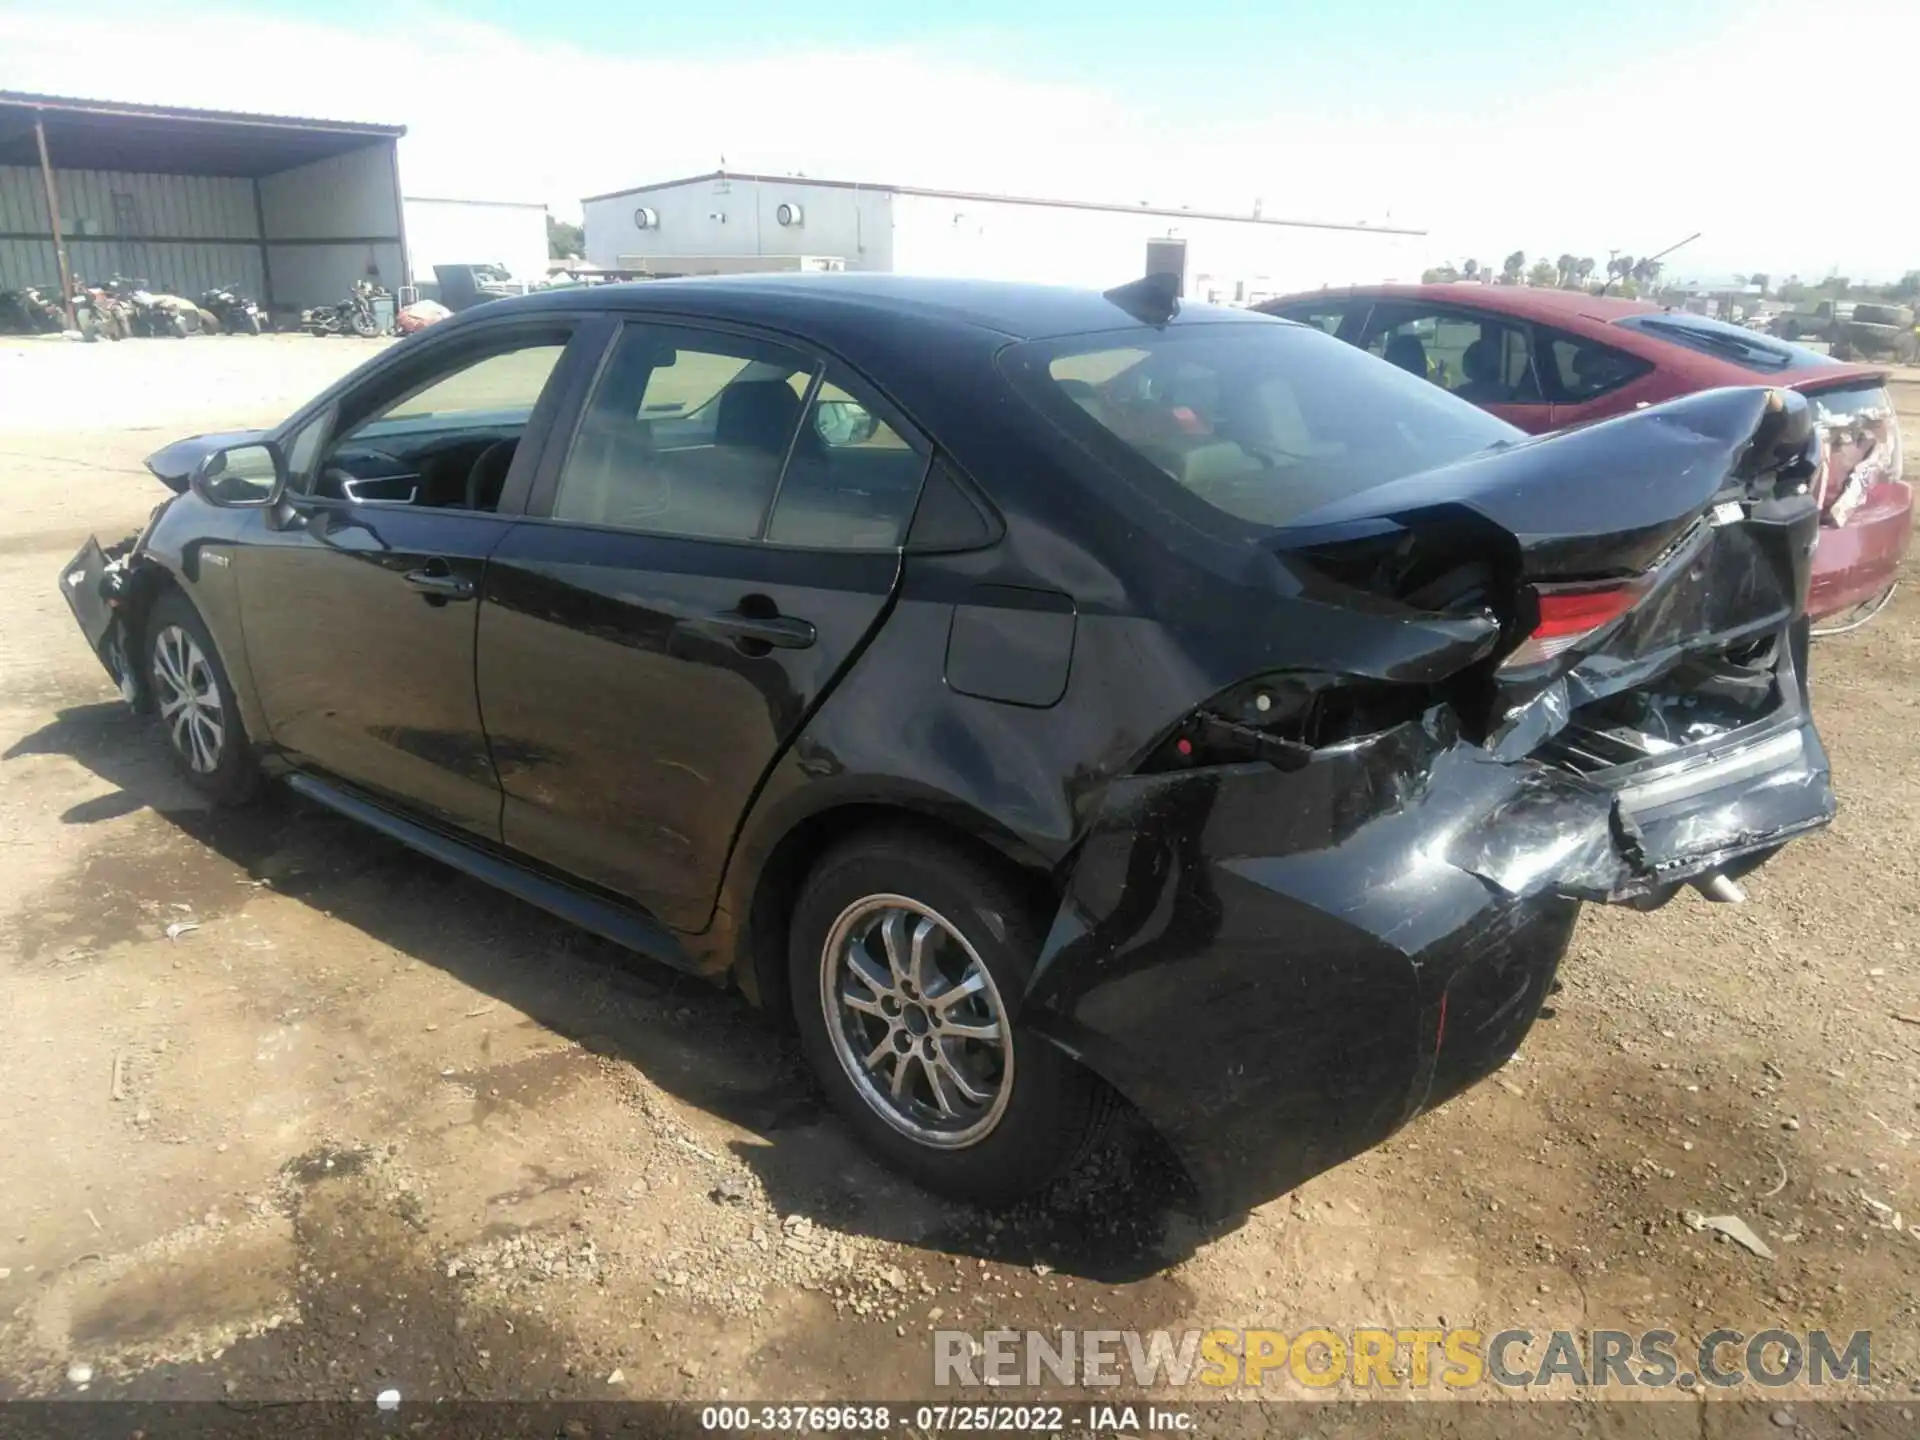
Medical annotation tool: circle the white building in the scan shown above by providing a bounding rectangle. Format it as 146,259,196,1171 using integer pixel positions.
402,196,550,295
582,171,1424,304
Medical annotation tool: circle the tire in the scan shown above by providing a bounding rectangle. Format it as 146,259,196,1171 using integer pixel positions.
143,591,258,806
789,829,1108,1207
239,311,262,335
351,311,380,338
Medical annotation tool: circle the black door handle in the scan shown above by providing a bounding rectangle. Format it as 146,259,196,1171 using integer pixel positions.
705,609,816,650
403,566,475,601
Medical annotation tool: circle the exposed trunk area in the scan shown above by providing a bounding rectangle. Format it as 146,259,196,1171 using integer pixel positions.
1147,385,1836,907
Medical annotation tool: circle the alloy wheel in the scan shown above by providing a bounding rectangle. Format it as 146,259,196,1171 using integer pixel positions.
151,624,225,774
820,895,1013,1148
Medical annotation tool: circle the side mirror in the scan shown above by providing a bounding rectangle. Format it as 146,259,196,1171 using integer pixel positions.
813,399,880,447
189,442,286,508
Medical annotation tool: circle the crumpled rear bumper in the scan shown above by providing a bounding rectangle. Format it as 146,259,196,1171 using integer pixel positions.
1024,696,1832,1218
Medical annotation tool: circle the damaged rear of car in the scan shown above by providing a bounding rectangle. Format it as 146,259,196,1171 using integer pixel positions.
54,280,1838,1224
992,318,1833,1215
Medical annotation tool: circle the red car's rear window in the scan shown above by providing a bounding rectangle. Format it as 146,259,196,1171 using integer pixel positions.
1612,313,1843,376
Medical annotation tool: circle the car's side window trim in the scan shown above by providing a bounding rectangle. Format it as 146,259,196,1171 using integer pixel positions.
756,366,828,541
523,312,935,554
519,315,621,519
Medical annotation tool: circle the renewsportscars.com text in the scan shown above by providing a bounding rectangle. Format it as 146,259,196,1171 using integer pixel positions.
933,1327,1871,1391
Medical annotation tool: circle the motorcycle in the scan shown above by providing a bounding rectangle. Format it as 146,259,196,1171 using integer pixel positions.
104,276,193,338
66,277,134,341
0,285,65,335
200,284,265,335
302,279,387,338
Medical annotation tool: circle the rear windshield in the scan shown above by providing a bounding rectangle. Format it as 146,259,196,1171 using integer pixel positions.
999,321,1518,530
1612,312,1840,375
1851,303,1912,327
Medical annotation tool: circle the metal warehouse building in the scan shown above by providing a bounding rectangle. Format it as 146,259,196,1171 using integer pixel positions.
0,91,407,324
583,171,1425,305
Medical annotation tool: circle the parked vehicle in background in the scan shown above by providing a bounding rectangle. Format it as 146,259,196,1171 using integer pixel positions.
301,280,387,337
1828,302,1917,362
76,280,134,341
0,285,65,334
57,275,1837,1218
1258,284,1911,623
105,277,194,338
1772,299,1854,344
395,298,453,334
433,263,529,312
1768,300,1916,360
199,284,265,335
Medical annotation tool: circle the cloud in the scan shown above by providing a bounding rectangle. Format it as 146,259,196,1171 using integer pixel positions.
4,0,1915,281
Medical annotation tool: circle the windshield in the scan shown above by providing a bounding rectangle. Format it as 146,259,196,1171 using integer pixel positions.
1000,321,1518,529
1612,312,1839,375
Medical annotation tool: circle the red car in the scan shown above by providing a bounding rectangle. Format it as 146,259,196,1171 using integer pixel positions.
1258,285,1910,621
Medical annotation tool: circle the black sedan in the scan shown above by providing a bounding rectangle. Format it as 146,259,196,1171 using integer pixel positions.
61,273,1836,1217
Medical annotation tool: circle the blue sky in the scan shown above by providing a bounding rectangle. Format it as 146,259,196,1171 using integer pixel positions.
3,0,1913,282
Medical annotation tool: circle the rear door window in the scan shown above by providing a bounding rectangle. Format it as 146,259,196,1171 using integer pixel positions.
549,324,928,549
552,324,816,541
1537,328,1653,402
1359,304,1546,405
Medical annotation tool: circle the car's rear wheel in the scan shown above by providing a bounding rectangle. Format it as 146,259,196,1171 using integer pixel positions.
144,591,257,805
789,830,1108,1206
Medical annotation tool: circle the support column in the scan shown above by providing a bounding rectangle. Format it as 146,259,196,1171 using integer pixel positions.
32,113,78,333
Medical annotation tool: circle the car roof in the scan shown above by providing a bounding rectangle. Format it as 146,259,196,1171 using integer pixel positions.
1268,282,1660,324
503,271,1262,343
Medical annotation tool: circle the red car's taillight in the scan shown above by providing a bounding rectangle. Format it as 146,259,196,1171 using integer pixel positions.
1499,580,1647,670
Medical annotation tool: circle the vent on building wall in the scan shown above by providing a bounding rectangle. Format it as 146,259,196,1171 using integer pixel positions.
634,207,660,229
775,201,804,228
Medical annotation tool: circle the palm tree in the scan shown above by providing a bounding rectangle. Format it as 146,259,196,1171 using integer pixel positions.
1500,251,1526,285
1556,253,1578,288
1574,256,1596,288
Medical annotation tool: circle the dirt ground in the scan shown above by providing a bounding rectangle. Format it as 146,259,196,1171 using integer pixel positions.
2,334,1919,1421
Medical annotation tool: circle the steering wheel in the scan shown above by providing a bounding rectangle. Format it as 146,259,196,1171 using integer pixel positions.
464,439,518,512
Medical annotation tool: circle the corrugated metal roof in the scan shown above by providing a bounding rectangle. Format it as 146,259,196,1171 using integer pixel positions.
0,90,404,177
583,169,1425,237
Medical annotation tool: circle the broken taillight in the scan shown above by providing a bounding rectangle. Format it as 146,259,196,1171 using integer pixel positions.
1499,581,1646,670
1142,671,1438,772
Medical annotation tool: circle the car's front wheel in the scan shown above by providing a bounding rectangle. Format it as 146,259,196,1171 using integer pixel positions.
144,591,258,805
789,831,1108,1207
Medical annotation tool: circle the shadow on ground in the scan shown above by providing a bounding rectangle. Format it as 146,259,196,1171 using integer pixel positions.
7,703,1222,1285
